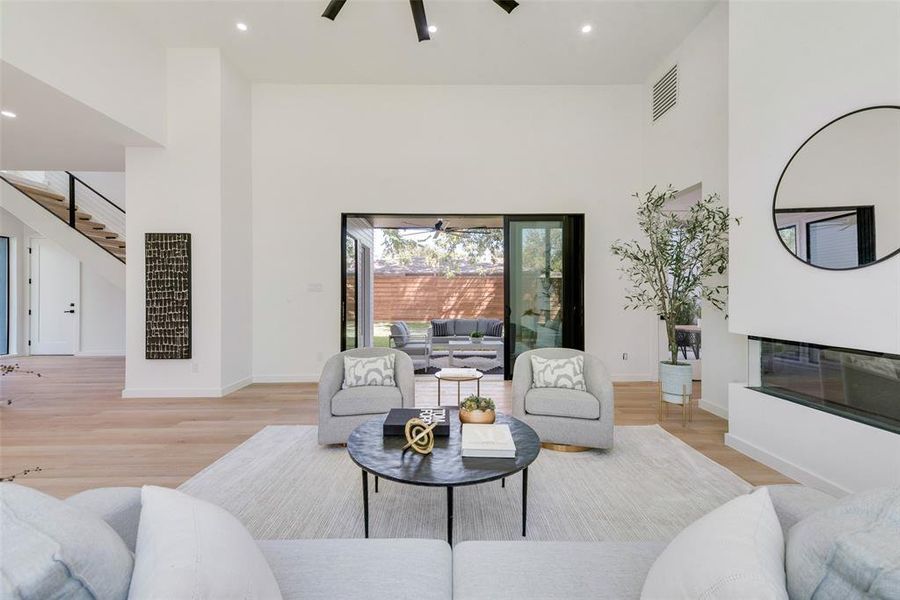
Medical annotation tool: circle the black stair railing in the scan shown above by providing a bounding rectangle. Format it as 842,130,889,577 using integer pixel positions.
0,172,126,264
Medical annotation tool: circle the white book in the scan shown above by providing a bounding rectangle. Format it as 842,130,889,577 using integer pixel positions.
461,424,516,458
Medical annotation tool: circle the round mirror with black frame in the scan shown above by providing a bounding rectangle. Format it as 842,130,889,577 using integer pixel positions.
773,105,900,270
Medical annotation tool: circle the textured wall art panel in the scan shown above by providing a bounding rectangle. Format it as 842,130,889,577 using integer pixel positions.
145,233,192,359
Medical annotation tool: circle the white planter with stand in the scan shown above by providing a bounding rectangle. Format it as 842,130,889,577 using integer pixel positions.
658,361,694,425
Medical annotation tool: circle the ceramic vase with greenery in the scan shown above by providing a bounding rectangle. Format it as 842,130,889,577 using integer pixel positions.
611,187,734,401
459,395,496,424
469,331,485,344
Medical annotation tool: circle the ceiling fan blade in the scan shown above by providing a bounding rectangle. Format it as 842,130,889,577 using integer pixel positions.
322,0,347,20
492,0,519,14
410,0,430,42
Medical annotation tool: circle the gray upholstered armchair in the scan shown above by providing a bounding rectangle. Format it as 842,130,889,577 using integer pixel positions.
318,348,416,445
512,348,614,450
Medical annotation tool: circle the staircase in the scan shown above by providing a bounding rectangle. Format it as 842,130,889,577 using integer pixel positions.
0,172,126,263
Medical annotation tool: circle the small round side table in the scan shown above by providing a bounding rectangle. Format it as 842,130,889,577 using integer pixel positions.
434,369,484,406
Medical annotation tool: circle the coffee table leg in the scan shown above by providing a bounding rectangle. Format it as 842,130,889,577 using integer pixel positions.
437,378,441,406
447,486,454,546
522,468,528,537
375,475,379,493
501,477,505,488
457,381,461,406
362,470,369,538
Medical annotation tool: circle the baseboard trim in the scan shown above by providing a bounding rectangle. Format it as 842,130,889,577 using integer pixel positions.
252,374,320,384
724,432,849,497
699,398,728,419
75,351,126,357
122,387,229,399
221,377,252,396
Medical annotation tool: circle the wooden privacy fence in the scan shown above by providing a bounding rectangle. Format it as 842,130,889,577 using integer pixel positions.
374,274,503,321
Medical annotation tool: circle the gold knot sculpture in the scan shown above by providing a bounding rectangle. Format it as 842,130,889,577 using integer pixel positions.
402,418,437,455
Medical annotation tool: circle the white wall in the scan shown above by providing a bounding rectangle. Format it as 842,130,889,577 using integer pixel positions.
1,2,166,144
729,1,900,353
79,266,125,356
728,385,900,495
641,2,745,417
220,59,253,394
125,49,252,398
251,84,649,381
71,172,126,210
727,1,900,492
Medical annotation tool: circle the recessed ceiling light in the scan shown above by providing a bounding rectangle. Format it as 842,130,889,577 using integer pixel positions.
428,25,437,34
581,24,593,34
236,22,248,32
0,110,16,118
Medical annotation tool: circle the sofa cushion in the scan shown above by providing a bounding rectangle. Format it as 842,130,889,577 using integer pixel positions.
453,540,665,599
531,354,586,391
786,487,900,600
342,353,395,388
66,487,143,553
129,486,282,600
259,538,451,600
477,318,503,337
331,386,403,416
431,319,451,336
525,388,600,420
641,487,787,600
764,484,836,539
454,318,478,336
0,483,134,600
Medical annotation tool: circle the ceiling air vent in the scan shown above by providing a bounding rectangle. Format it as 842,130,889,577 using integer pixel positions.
652,65,678,121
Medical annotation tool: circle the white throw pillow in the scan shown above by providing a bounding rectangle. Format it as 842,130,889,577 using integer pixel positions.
128,486,282,600
530,355,586,391
641,487,788,600
343,353,396,388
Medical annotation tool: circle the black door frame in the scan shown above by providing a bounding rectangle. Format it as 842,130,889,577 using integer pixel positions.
340,213,585,375
503,215,585,379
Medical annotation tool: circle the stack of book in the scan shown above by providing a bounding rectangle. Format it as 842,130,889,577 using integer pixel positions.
437,368,481,378
461,424,516,458
383,408,450,437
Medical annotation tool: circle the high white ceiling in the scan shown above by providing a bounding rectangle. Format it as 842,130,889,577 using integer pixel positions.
117,0,717,84
0,62,158,171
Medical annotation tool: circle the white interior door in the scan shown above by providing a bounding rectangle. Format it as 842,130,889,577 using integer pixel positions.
30,238,78,355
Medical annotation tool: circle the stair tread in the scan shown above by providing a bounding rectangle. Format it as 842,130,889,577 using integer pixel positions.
5,179,66,201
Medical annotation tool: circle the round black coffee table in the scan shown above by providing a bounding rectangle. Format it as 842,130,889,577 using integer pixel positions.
347,410,540,545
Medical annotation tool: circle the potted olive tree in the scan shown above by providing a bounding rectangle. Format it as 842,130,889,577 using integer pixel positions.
611,187,733,402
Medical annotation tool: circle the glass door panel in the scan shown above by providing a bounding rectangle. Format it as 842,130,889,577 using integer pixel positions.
343,234,358,350
505,216,583,377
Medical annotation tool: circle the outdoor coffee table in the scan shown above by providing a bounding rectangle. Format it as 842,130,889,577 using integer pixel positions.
434,368,484,406
347,410,540,545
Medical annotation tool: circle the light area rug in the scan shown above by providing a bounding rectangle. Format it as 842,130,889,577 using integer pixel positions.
179,425,751,544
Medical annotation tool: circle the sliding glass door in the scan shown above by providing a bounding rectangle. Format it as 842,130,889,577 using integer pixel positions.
343,234,359,350
504,215,584,377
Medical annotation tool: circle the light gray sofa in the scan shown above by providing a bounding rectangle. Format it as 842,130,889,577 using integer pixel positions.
512,348,615,450
317,348,416,445
429,318,503,344
55,483,836,600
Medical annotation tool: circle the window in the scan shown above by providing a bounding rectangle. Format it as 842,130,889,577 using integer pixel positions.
777,225,797,254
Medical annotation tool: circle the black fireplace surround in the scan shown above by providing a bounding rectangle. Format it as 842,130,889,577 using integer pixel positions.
751,337,900,434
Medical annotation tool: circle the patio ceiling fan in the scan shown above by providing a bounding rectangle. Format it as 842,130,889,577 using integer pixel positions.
322,0,519,42
399,218,495,238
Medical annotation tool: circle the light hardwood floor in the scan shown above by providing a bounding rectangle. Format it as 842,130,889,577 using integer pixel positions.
0,356,792,498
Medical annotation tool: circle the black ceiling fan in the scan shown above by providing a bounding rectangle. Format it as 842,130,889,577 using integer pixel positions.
399,218,496,238
322,0,519,42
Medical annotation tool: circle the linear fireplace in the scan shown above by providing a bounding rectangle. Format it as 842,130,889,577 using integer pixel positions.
748,337,900,434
